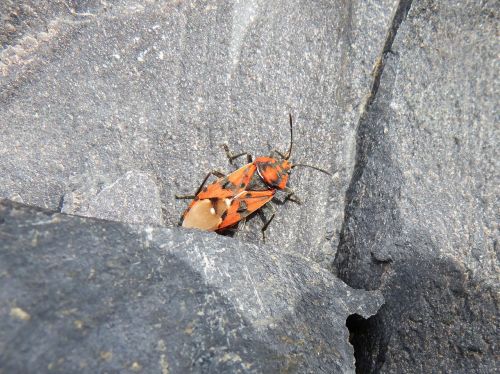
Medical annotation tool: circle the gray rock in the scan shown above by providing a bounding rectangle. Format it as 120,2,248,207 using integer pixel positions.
2,0,498,372
61,170,164,226
334,1,499,373
0,0,400,264
0,200,383,373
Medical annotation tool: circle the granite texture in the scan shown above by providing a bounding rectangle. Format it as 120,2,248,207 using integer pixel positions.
333,1,499,373
0,200,382,373
0,0,400,264
1,0,498,373
61,170,164,225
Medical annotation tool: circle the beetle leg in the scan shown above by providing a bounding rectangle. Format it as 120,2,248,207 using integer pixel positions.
210,170,226,178
175,194,196,199
193,170,226,195
286,196,302,204
283,187,302,205
176,170,226,199
259,204,277,242
269,148,286,159
221,144,253,164
272,187,302,205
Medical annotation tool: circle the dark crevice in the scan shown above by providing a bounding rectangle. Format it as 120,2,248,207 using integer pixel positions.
336,1,414,373
347,314,375,374
336,0,414,229
334,0,414,279
363,0,414,112
347,313,390,374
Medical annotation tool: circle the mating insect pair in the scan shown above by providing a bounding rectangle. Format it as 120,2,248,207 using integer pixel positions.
175,114,331,240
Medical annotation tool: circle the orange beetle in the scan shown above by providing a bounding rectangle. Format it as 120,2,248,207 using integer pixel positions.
176,114,330,239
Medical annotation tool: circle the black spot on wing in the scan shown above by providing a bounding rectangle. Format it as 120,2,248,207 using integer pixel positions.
237,200,248,213
222,179,235,190
247,173,270,191
209,198,219,209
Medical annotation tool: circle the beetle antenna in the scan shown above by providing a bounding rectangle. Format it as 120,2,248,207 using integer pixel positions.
291,163,332,175
284,113,293,160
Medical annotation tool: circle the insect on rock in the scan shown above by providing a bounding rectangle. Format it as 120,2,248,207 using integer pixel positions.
175,114,331,240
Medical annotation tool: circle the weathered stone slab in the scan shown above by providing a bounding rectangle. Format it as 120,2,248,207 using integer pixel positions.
0,0,400,263
0,200,383,373
334,1,499,372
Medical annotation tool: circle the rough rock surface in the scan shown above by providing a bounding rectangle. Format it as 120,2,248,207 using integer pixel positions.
61,170,164,226
0,200,383,373
1,0,498,373
0,0,401,264
334,1,499,373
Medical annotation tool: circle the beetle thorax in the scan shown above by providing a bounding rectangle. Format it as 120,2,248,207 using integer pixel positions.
254,157,291,190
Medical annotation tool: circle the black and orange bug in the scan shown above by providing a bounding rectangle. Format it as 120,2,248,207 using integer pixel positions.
175,114,331,240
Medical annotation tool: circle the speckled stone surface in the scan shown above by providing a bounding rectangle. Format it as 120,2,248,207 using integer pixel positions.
333,1,499,372
61,170,164,225
1,0,498,373
0,200,383,373
0,0,400,264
